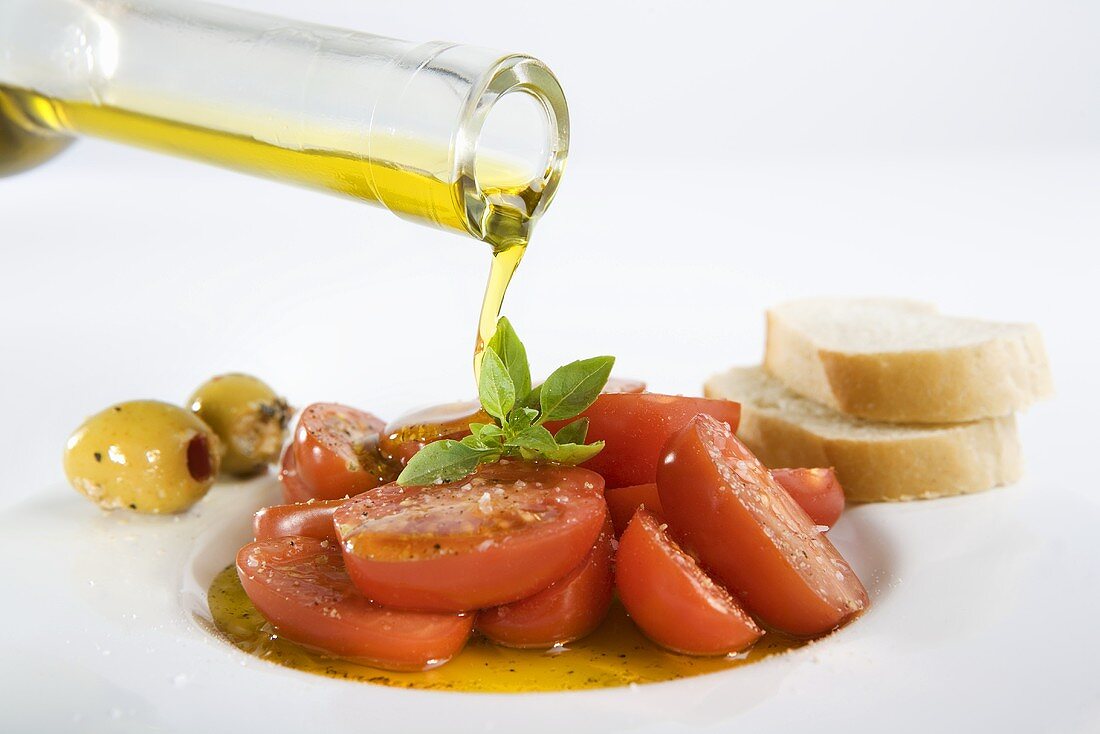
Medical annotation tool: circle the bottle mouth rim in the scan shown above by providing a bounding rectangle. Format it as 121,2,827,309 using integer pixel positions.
453,55,569,249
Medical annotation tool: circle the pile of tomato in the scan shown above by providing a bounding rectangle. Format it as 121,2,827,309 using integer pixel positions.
237,380,868,671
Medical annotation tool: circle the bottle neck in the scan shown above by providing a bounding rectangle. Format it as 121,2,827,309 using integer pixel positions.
0,0,569,246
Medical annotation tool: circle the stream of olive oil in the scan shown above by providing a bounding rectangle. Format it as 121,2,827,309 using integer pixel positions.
207,565,802,692
0,83,527,375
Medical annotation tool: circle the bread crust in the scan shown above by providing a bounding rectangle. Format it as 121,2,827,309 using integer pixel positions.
764,299,1053,424
705,367,1023,502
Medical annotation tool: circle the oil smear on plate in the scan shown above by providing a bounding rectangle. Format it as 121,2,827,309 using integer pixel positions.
208,565,805,692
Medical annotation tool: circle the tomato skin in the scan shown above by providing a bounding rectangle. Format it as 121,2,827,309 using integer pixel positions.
377,401,490,465
772,468,845,528
236,536,473,671
616,509,762,655
292,403,397,500
657,415,868,636
476,517,614,648
253,497,345,542
334,462,607,613
605,473,842,536
278,443,315,504
605,483,662,537
548,393,741,488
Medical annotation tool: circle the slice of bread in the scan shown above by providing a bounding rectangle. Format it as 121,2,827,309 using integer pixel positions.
704,366,1022,502
765,298,1052,423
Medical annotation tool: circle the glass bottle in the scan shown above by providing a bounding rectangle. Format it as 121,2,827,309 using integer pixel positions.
0,0,570,247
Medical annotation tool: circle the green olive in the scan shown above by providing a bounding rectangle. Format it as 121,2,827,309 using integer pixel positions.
187,373,289,477
64,400,223,514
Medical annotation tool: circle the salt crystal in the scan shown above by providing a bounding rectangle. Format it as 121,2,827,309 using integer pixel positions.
477,492,493,514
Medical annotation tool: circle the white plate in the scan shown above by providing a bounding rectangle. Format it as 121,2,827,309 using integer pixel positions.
3,456,1098,732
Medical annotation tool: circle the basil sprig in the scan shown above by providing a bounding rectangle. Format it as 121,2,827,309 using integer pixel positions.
396,317,613,486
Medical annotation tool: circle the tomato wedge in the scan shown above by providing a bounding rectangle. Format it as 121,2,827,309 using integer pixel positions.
605,472,842,537
236,536,473,671
657,415,868,636
772,467,845,528
253,497,345,542
547,393,740,488
605,483,662,537
377,401,490,465
616,508,762,655
476,517,614,648
278,443,314,504
334,461,607,612
292,403,397,500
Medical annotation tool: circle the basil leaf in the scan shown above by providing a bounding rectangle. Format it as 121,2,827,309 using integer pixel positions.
506,406,539,433
521,383,543,411
507,424,558,453
460,433,489,450
539,356,615,422
553,417,589,445
478,347,515,421
475,423,504,440
474,423,505,449
397,440,488,486
544,441,604,465
487,317,531,399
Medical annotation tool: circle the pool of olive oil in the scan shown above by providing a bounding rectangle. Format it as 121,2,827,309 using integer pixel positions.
0,83,527,373
207,565,803,692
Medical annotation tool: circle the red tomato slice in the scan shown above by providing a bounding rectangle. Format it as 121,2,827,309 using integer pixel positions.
772,468,845,528
377,400,490,465
334,461,607,612
605,483,662,537
236,536,473,671
278,443,314,504
657,415,868,636
616,508,762,655
476,516,614,648
605,473,842,537
546,393,740,488
292,403,397,500
601,377,646,394
253,497,346,542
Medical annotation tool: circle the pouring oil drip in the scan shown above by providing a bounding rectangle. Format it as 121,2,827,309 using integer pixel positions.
475,244,526,379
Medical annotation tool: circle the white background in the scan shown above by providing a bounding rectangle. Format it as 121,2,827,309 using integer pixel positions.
1,2,1099,731
1,1,1098,508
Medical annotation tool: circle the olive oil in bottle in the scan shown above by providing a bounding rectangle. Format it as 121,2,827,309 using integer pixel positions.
0,82,539,374
2,0,568,372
